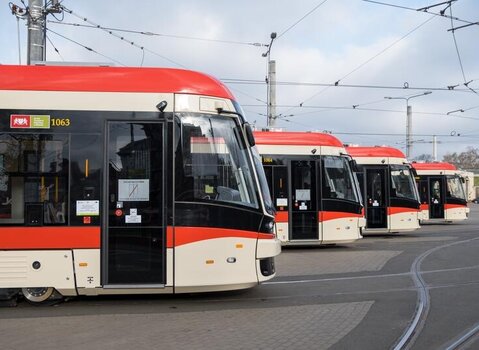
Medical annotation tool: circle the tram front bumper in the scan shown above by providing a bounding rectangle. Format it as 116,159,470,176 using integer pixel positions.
256,237,281,281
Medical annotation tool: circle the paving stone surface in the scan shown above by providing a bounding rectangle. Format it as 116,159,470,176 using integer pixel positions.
276,250,402,276
1,301,373,350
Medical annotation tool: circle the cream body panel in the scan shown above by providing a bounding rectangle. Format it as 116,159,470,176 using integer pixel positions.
256,145,344,156
0,90,174,112
444,207,469,221
174,238,258,288
0,250,75,290
275,222,289,242
389,212,421,232
353,156,406,165
73,249,101,289
322,218,363,244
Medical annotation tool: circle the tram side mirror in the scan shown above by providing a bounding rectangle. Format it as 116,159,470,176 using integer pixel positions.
460,177,465,183
244,123,256,147
349,159,359,172
156,100,168,113
410,167,418,177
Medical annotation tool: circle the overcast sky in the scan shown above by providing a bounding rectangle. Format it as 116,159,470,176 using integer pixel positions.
1,0,478,159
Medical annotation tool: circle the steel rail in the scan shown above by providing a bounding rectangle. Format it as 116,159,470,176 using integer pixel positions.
392,236,479,350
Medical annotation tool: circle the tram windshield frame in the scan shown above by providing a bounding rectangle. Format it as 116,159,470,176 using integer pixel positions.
322,155,360,203
390,165,419,201
174,113,260,210
446,175,467,201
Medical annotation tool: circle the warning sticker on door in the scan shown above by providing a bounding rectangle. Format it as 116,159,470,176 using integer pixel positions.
118,179,149,201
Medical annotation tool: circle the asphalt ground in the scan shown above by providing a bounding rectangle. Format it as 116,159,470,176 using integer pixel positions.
1,205,479,350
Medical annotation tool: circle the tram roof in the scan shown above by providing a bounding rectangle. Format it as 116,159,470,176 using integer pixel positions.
253,131,343,147
411,162,457,171
346,146,405,158
0,65,235,99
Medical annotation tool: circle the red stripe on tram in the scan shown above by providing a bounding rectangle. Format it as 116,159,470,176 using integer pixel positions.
0,227,100,249
166,226,273,248
387,207,419,215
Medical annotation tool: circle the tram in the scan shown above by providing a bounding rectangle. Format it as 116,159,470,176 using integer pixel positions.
0,65,281,303
411,162,469,223
254,131,365,245
346,146,421,234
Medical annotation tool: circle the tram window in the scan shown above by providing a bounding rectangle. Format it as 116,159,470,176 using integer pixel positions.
446,176,466,200
322,156,358,202
175,114,258,208
0,134,68,225
418,180,428,203
432,180,441,200
273,166,288,211
390,165,417,201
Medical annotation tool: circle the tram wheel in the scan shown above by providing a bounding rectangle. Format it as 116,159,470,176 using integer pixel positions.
21,287,55,304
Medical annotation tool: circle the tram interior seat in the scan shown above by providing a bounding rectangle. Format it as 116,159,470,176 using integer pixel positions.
323,186,337,199
216,186,241,202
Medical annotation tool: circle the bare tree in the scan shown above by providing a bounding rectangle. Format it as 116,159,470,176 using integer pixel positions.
443,147,479,169
413,153,434,162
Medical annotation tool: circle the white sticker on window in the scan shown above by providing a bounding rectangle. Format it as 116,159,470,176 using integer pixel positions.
125,214,142,223
277,198,288,207
118,179,149,202
296,189,310,201
76,200,100,216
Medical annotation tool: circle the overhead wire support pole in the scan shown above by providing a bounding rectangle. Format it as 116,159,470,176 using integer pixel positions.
262,32,277,128
384,92,432,159
26,0,63,65
27,0,45,64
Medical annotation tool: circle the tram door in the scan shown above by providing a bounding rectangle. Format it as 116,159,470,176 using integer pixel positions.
365,168,387,228
105,122,166,286
429,177,445,219
290,160,319,240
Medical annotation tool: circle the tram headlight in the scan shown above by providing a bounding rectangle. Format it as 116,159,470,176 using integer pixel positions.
263,219,275,234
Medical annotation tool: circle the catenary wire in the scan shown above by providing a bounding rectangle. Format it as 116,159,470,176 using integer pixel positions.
221,78,474,93
60,5,187,68
281,15,438,116
277,0,330,39
45,34,64,61
362,0,477,27
47,20,267,48
448,4,477,94
46,28,127,66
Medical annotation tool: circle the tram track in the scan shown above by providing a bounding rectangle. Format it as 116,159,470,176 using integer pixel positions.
444,322,479,350
392,236,479,350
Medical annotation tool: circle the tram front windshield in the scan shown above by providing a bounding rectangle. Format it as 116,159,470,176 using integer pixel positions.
322,156,359,202
447,175,466,200
251,146,275,215
175,114,259,209
390,165,418,201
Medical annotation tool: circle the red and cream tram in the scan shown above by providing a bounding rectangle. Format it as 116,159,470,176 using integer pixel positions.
0,65,281,303
411,162,469,223
254,131,365,245
346,146,421,234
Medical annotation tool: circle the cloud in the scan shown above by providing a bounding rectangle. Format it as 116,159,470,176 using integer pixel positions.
1,0,478,158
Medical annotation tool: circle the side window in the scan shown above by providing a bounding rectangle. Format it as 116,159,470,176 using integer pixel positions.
0,134,68,226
